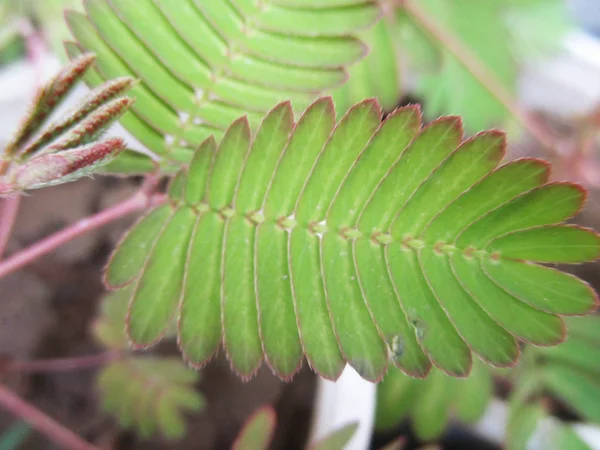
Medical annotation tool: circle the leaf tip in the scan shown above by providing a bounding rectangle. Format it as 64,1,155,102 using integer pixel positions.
264,357,304,383
232,405,277,450
425,115,464,142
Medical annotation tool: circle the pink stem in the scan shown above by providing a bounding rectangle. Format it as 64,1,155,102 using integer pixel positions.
0,196,21,258
0,384,100,450
0,192,166,280
5,350,122,374
403,0,559,156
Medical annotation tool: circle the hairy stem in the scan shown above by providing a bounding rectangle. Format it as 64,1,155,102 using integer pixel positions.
0,192,166,280
5,350,122,374
0,196,21,257
402,0,559,156
0,384,100,450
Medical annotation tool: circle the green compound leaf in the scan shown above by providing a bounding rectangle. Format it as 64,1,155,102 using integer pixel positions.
399,0,570,131
93,285,177,350
506,315,600,450
105,98,600,382
533,316,600,423
97,357,204,440
375,359,492,440
66,0,380,168
507,403,593,450
332,16,403,115
332,1,569,131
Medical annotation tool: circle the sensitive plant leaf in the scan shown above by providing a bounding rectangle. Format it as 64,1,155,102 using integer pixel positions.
530,316,600,424
63,41,168,159
375,359,492,440
506,403,546,450
333,17,402,115
93,285,134,349
504,0,572,61
542,364,600,422
309,423,359,450
375,367,419,431
398,0,570,131
105,98,600,382
507,403,593,450
93,286,177,350
232,406,276,450
67,0,380,166
97,357,204,440
507,315,600,449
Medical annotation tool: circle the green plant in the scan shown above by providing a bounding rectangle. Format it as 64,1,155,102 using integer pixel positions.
0,1,598,449
105,97,599,382
63,0,381,174
93,287,205,440
373,314,600,448
504,315,600,450
375,359,492,440
336,0,570,132
232,405,404,450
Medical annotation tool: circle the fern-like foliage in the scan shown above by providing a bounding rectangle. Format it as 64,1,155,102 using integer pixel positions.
507,401,592,450
94,288,204,440
532,316,600,423
0,53,133,194
97,357,204,439
506,315,600,449
375,359,492,440
64,0,380,173
332,16,402,116
104,97,600,382
333,0,570,131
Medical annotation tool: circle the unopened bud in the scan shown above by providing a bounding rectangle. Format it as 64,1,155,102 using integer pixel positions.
20,77,136,158
3,53,97,158
0,138,126,194
48,97,134,152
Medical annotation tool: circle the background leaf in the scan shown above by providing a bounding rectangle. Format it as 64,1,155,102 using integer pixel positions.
332,16,402,115
375,359,492,440
310,423,359,450
67,0,380,169
97,357,204,440
333,0,570,131
505,315,600,449
232,406,276,450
